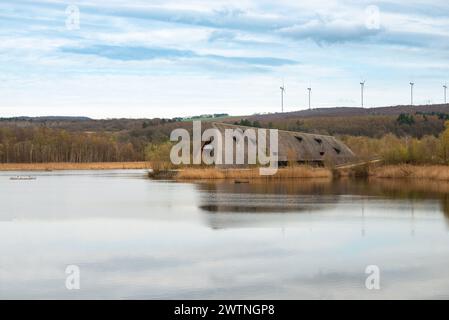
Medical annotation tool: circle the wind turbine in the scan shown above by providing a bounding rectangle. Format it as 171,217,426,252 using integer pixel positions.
410,82,415,106
280,81,286,112
444,84,447,104
307,87,312,110
360,81,366,108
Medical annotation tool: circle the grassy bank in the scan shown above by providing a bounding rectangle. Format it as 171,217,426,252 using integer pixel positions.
4,161,449,181
175,166,333,180
161,164,449,181
0,162,150,171
370,165,449,180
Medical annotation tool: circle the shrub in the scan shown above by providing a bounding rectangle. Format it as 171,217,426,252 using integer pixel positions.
145,141,173,172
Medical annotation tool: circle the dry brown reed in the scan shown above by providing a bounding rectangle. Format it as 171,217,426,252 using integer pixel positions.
175,166,332,180
370,164,449,180
0,162,150,171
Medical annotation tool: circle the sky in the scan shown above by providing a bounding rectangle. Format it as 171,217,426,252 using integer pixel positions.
1,0,449,119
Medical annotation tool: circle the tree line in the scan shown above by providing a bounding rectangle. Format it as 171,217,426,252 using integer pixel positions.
2,110,449,164
341,121,449,165
0,127,142,163
239,113,446,138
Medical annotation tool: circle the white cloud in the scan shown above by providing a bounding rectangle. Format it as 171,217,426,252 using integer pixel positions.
1,0,448,117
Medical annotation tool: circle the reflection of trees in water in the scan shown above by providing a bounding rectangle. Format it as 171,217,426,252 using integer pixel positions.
440,195,449,226
369,179,449,228
196,178,449,200
195,178,449,229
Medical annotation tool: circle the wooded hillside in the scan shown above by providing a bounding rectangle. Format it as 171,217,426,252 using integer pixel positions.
1,104,449,163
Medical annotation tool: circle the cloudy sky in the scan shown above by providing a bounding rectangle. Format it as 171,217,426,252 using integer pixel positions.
1,0,449,118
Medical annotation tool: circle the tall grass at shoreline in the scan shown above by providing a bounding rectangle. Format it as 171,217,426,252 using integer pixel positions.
0,162,150,171
176,166,333,180
370,165,449,180
174,164,449,181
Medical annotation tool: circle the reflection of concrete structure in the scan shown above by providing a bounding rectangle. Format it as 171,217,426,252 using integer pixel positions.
207,123,355,166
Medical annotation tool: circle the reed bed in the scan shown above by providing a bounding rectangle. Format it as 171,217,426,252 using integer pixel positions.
0,162,150,171
176,166,333,180
371,164,449,180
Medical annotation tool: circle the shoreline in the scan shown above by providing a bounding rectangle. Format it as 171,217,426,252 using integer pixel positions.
3,163,449,182
173,167,332,180
152,164,449,181
0,162,150,171
369,164,449,180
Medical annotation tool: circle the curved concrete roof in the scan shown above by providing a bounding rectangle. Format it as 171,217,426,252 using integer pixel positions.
211,122,355,165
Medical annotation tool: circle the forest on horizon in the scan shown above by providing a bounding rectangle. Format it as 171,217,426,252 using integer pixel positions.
1,105,449,164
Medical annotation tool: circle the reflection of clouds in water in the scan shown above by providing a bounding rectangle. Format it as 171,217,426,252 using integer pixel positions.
0,170,200,221
2,212,449,299
2,173,449,298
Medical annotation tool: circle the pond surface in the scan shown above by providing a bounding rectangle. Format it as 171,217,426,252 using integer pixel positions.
1,170,449,299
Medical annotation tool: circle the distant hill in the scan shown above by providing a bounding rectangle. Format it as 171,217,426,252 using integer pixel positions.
1,103,449,139
2,104,448,124
241,104,449,121
0,116,92,122
224,104,449,138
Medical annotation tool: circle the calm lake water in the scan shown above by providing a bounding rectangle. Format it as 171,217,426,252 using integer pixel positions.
1,170,449,299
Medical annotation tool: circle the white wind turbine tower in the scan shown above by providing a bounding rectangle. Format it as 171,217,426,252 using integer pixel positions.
280,81,286,112
360,81,366,108
410,82,415,106
307,87,312,110
444,84,447,104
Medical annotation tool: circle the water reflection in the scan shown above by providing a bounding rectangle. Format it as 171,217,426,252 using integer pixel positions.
196,178,449,202
1,171,449,299
196,178,449,230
